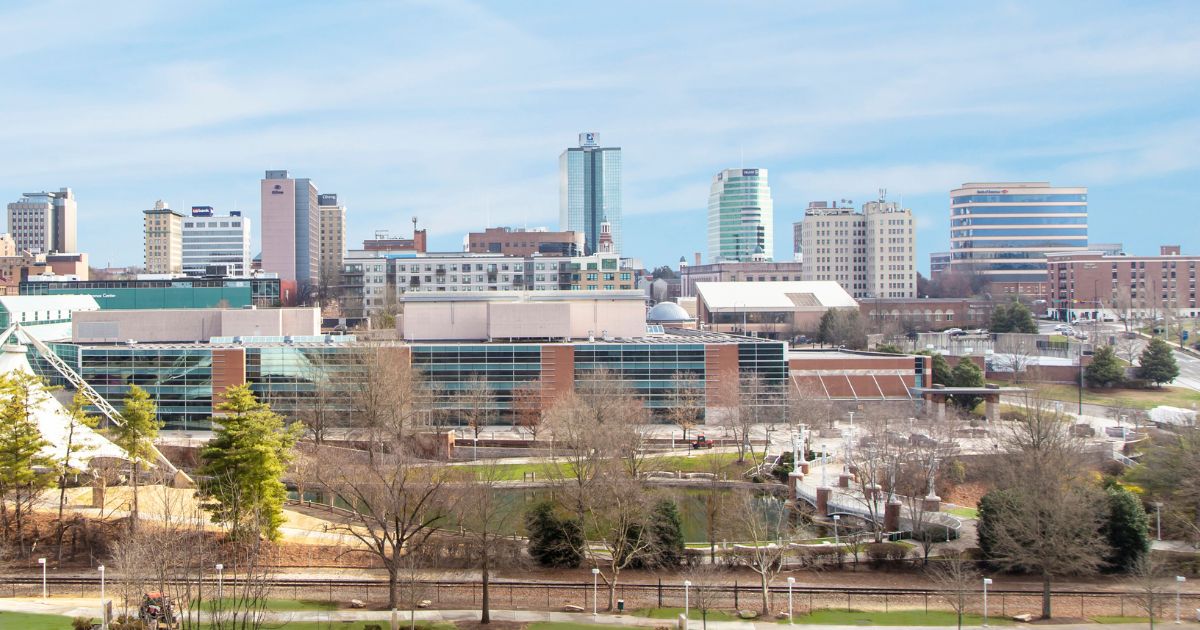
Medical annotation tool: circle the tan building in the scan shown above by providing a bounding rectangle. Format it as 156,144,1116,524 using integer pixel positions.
317,193,346,290
679,260,805,297
7,188,77,253
0,234,15,258
796,198,916,298
398,290,646,341
143,200,183,274
467,226,583,257
694,280,858,339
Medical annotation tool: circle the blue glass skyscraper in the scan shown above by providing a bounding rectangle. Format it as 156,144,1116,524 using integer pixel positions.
559,132,622,255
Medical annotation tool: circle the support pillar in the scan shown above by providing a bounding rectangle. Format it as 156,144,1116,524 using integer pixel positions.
816,487,831,517
936,399,947,421
837,473,851,488
985,396,999,422
884,498,902,532
864,483,881,502
922,494,942,513
799,461,810,475
788,471,804,501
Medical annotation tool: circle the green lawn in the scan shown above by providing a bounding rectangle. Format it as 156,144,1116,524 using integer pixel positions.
788,609,1012,626
527,623,640,630
635,607,740,621
451,452,743,481
274,622,455,630
194,597,337,611
1028,383,1200,411
0,611,75,629
945,506,978,518
1092,616,1152,624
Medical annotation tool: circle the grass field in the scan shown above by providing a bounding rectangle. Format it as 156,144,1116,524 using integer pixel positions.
1027,383,1200,410
945,506,978,518
274,622,455,630
0,612,75,629
527,623,639,630
194,597,337,611
452,452,747,481
788,609,1012,626
636,607,740,621
1091,616,1152,624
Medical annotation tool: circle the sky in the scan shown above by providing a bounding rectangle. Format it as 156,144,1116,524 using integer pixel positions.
1,0,1198,273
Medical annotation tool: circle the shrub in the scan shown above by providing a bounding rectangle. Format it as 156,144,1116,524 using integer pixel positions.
72,617,96,630
865,542,910,568
525,500,583,568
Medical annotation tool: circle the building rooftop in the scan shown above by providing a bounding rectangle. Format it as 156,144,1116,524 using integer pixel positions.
695,281,857,311
400,290,645,303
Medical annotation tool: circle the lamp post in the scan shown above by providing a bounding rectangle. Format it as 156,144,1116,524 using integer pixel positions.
591,567,600,619
982,578,993,627
1176,576,1186,624
216,563,224,624
1155,502,1164,541
787,577,795,624
99,565,106,630
684,579,692,629
38,557,46,600
832,515,841,546
848,411,855,428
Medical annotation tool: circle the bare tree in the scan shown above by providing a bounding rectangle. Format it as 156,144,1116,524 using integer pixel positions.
994,334,1039,384
452,461,523,624
926,551,979,630
459,376,496,459
983,393,1110,619
684,564,727,630
728,493,803,616
1126,554,1169,630
896,416,960,563
351,344,430,459
512,381,545,443
317,451,450,609
666,370,705,443
585,471,657,610
845,407,910,543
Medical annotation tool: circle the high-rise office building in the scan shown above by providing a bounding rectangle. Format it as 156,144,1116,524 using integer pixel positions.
929,252,951,278
7,188,77,253
559,132,622,255
261,170,319,291
949,182,1087,295
707,168,773,263
143,200,183,274
797,198,916,299
181,206,251,276
317,193,346,290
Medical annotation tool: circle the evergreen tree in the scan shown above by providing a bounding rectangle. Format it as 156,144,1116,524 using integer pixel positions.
990,300,1037,334
874,343,904,354
1136,338,1180,387
197,385,300,540
1103,484,1149,572
918,351,953,386
1085,345,1125,388
631,499,686,569
817,309,867,349
111,385,161,533
949,359,985,409
976,489,1016,564
0,371,53,550
525,500,583,568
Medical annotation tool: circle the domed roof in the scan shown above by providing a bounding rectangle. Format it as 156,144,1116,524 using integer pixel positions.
647,301,692,323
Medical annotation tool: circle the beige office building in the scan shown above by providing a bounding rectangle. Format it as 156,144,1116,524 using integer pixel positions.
797,198,916,299
317,193,346,291
7,188,77,253
143,200,184,274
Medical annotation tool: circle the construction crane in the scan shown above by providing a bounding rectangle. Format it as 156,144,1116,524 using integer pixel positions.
0,323,192,487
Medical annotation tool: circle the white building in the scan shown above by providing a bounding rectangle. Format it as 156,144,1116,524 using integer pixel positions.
7,188,77,254
181,207,252,276
796,197,916,299
708,168,773,263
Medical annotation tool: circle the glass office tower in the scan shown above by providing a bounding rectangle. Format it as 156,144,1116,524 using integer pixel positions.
708,168,774,262
559,133,622,255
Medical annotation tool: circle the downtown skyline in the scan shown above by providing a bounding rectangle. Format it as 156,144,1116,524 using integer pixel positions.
1,1,1197,271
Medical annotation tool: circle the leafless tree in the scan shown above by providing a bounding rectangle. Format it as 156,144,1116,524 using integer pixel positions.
666,370,706,443
845,407,910,543
294,356,345,445
584,471,657,610
350,344,430,459
896,417,961,562
684,564,727,630
452,461,524,624
1126,554,1169,630
458,376,496,459
994,334,1039,383
925,551,980,630
317,451,450,609
984,394,1110,619
512,381,545,443
728,493,803,616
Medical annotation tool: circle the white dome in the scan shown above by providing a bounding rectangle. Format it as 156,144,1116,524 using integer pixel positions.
647,301,691,323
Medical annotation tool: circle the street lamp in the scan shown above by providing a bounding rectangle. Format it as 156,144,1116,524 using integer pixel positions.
591,567,600,619
99,565,106,630
684,579,692,629
787,577,795,624
216,563,224,624
982,578,993,627
1176,576,1186,624
848,411,856,428
1155,502,1164,541
832,515,841,546
38,557,46,599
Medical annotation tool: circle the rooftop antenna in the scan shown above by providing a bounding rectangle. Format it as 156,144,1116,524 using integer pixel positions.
411,216,418,237
879,188,887,202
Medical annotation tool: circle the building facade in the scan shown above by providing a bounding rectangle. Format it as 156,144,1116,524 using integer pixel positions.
181,206,251,277
693,280,858,339
21,276,285,308
950,182,1087,296
859,297,994,332
707,168,773,263
679,261,805,297
7,188,77,253
929,252,951,278
1046,246,1199,322
797,198,916,298
143,200,183,274
317,193,346,290
560,132,622,255
261,170,319,292
467,227,584,257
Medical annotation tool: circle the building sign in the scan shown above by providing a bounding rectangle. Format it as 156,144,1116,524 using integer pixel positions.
742,168,759,177
974,189,1009,194
271,184,284,195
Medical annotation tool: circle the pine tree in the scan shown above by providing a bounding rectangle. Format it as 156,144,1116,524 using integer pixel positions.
525,500,582,568
1137,338,1180,387
648,499,685,568
111,385,161,533
990,300,1037,334
949,358,985,409
918,351,953,386
1085,345,1125,388
197,385,300,540
1104,484,1149,572
0,371,53,551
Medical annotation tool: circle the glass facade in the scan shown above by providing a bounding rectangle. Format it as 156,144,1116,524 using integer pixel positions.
21,278,281,307
708,168,773,263
559,138,622,255
949,185,1087,283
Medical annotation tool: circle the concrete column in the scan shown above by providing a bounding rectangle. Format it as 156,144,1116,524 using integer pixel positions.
816,487,831,517
937,399,947,421
922,495,942,512
799,461,810,475
985,396,999,422
864,483,881,502
837,473,852,488
884,498,902,532
788,471,804,501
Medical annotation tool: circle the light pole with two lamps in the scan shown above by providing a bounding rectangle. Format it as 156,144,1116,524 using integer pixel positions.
787,577,795,624
982,577,993,627
684,579,692,629
591,567,600,619
216,563,224,624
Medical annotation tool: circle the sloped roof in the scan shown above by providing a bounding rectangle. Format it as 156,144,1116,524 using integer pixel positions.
695,281,857,311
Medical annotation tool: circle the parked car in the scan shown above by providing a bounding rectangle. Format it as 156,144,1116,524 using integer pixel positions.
943,328,964,336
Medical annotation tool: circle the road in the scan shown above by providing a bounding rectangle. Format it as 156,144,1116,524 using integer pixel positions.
1039,320,1200,393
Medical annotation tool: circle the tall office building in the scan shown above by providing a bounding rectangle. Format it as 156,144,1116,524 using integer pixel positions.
929,252,951,278
7,188,77,253
181,206,252,276
559,132,622,255
707,168,773,263
261,170,319,291
318,193,346,289
949,182,1087,295
143,200,184,274
797,197,916,299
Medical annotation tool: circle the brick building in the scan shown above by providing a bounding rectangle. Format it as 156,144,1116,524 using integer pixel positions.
1046,246,1199,322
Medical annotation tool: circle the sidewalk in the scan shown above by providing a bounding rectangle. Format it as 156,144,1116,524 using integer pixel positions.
3,597,1194,630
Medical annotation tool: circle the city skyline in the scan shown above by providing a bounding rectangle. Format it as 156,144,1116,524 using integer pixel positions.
0,2,1197,271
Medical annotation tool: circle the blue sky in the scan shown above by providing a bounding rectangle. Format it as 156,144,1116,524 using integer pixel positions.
2,1,1198,272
